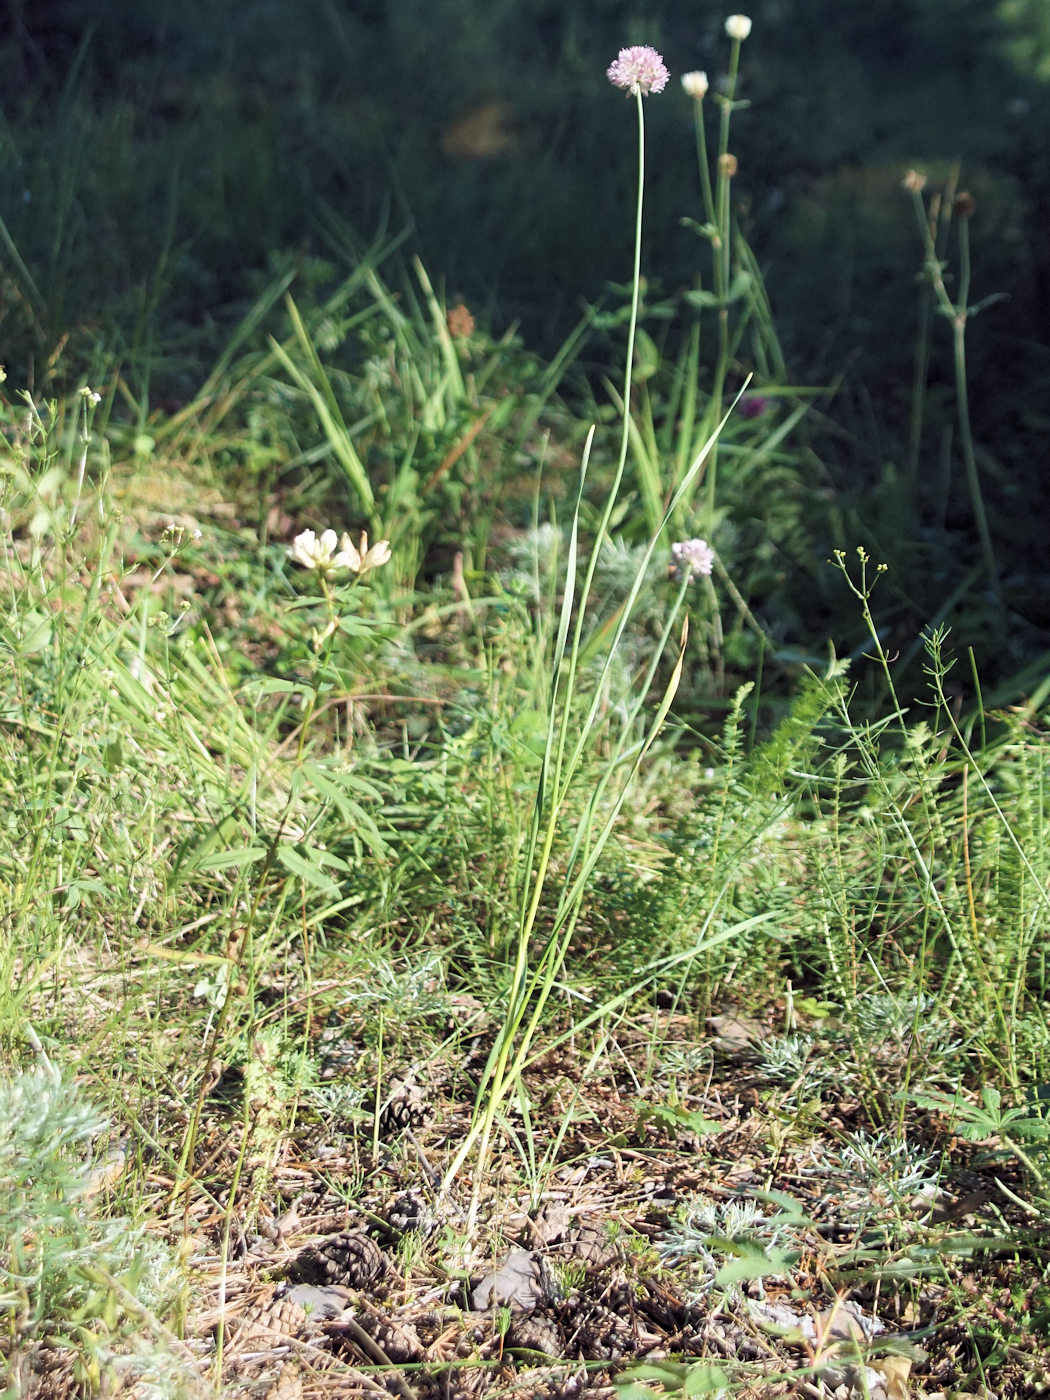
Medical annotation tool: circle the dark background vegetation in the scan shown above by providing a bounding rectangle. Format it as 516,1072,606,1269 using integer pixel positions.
2,0,1049,693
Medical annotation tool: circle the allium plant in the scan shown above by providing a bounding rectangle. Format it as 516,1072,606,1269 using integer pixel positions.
681,70,709,101
438,41,742,1223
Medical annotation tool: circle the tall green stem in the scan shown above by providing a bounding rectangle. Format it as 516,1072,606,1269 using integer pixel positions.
908,187,1000,607
705,36,743,516
440,89,653,1209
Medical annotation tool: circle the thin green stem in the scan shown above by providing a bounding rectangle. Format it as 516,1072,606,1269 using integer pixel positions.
442,91,655,1207
908,187,1000,606
951,315,1000,607
706,37,743,516
693,100,716,230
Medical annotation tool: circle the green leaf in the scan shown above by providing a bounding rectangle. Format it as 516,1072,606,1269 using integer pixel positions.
19,609,53,654
714,1245,791,1285
981,1084,1002,1116
275,842,342,894
196,845,268,871
244,677,311,698
684,1365,730,1395
1008,1118,1050,1142
683,288,724,309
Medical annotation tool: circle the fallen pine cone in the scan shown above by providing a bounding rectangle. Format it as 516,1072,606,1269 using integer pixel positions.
263,1361,303,1400
380,1079,429,1133
292,1230,389,1289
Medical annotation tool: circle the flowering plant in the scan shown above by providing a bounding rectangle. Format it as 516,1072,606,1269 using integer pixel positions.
606,45,670,97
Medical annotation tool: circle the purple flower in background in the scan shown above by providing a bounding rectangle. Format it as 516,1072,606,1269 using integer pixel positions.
607,46,670,97
739,394,771,419
672,538,716,580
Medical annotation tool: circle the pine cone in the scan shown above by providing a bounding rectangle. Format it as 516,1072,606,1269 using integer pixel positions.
507,1311,565,1357
232,1292,310,1345
568,1222,622,1272
292,1230,388,1289
380,1079,428,1133
386,1188,437,1237
565,1303,635,1361
351,1305,424,1363
263,1361,303,1400
444,1368,491,1400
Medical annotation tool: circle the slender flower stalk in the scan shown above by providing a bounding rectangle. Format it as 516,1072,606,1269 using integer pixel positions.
904,179,1001,607
579,45,670,569
688,17,752,517
442,46,675,1221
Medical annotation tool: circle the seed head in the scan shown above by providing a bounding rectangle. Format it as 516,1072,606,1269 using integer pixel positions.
607,45,670,97
725,15,753,41
681,71,709,100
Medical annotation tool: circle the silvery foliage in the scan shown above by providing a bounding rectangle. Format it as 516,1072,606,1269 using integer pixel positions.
658,1194,798,1299
1,1067,190,1396
760,1033,842,1105
832,1130,939,1200
854,993,964,1065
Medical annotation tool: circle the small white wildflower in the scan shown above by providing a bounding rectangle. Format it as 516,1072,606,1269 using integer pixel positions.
288,528,350,574
681,71,709,100
289,527,391,578
191,528,202,542
79,386,102,405
339,530,392,576
725,14,752,40
672,538,716,580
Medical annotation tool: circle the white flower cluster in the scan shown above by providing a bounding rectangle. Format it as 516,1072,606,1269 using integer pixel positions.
288,528,391,578
671,538,715,580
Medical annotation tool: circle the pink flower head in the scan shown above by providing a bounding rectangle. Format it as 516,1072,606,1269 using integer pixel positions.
607,46,670,97
671,538,716,580
738,393,771,419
